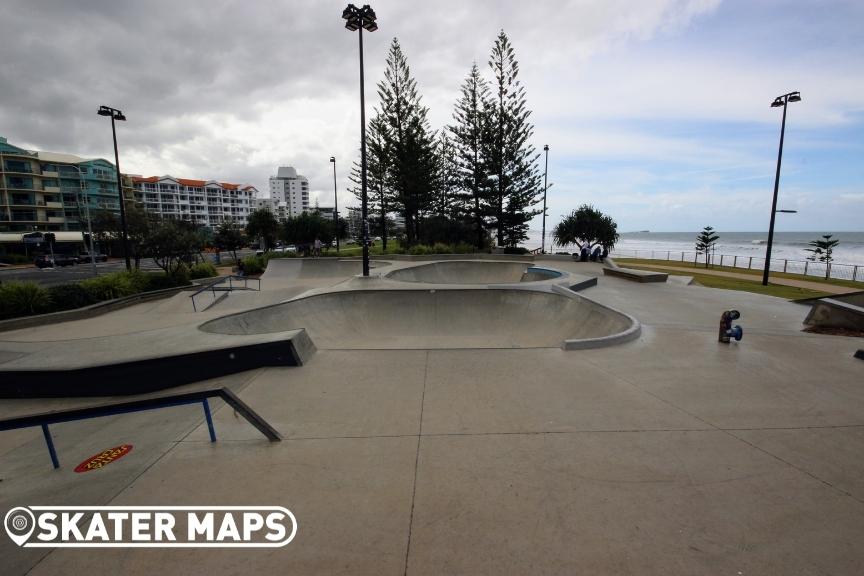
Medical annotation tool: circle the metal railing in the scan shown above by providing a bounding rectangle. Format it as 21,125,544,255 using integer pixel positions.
0,387,281,469
611,248,863,283
190,274,261,311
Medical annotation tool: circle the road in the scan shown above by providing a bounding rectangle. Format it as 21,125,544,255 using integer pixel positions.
0,251,253,287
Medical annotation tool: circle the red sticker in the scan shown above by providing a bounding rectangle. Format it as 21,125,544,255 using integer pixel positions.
74,444,133,473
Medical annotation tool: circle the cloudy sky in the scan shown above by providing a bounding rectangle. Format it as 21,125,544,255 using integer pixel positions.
1,0,862,232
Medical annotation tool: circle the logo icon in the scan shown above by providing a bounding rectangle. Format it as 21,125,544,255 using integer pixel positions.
4,507,35,547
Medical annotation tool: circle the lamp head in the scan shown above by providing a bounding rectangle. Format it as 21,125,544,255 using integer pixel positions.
543,144,549,152
770,97,785,108
97,106,112,116
788,91,801,102
330,156,336,163
115,113,127,121
342,4,361,30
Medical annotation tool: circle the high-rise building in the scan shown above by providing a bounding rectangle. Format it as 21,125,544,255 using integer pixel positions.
0,136,128,232
267,167,309,218
131,176,257,227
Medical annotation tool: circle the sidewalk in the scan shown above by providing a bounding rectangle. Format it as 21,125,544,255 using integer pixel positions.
620,263,860,295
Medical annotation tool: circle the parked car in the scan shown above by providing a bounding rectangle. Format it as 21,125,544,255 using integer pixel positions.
34,254,77,268
78,251,109,262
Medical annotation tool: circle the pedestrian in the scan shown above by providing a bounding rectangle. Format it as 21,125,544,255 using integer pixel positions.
237,259,245,277
313,237,323,258
601,247,609,262
591,245,601,262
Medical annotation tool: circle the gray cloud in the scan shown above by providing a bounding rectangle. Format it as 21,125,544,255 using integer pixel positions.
3,0,861,231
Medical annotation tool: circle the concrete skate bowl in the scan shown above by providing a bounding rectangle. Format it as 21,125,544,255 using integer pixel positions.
386,260,563,284
262,258,391,281
199,287,639,350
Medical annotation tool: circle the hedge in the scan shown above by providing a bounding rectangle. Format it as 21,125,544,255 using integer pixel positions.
0,270,193,321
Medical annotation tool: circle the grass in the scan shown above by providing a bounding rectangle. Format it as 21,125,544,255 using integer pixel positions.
614,259,832,299
614,258,863,288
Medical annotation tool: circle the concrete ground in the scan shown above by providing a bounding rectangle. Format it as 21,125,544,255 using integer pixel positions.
1,257,863,575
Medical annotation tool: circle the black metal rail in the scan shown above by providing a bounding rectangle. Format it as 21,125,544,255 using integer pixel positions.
0,387,281,469
190,275,261,311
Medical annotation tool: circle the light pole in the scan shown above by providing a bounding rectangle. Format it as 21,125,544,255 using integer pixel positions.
65,163,97,275
342,4,377,276
330,156,340,253
97,105,131,271
542,144,549,254
762,91,801,286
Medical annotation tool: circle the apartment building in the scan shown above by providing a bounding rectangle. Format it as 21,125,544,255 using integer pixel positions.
132,176,258,227
0,136,125,232
267,166,309,218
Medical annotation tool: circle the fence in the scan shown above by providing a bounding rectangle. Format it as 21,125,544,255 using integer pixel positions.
610,248,864,283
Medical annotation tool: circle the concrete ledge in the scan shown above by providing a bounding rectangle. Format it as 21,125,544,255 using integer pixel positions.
568,276,598,292
603,266,668,283
804,298,864,331
0,328,316,398
0,285,192,333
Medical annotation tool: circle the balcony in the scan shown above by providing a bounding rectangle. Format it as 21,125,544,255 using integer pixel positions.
48,216,66,224
46,201,63,209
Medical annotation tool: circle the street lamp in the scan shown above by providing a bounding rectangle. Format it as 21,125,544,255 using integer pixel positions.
762,91,801,286
542,144,549,254
97,105,131,271
330,156,340,253
342,3,377,276
65,163,98,275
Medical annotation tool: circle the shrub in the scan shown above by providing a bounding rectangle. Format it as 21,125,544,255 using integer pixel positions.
503,246,529,255
431,243,450,254
0,254,31,264
145,272,190,290
171,263,191,285
0,281,52,319
242,255,267,275
47,283,97,311
190,262,218,279
409,244,430,255
79,272,139,301
453,242,475,254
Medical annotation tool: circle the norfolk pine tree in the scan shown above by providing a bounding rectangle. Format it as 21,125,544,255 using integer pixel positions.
449,62,494,249
376,38,438,246
485,31,541,247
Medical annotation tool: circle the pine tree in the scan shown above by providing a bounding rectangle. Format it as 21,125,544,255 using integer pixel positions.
376,38,438,245
485,30,542,247
695,226,720,268
805,234,840,279
449,62,493,249
348,113,391,248
434,130,460,218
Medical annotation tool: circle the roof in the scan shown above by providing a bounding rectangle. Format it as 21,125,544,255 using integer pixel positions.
132,176,245,190
178,178,206,187
0,232,85,243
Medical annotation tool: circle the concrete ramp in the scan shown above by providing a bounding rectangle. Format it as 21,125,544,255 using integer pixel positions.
386,260,534,284
200,287,639,350
262,258,390,282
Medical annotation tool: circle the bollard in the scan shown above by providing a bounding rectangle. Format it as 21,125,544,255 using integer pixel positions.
719,310,743,344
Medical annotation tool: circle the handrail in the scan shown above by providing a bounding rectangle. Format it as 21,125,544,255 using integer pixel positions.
0,387,281,469
190,274,261,311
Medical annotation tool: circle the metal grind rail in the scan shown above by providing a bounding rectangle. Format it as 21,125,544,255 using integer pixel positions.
190,274,261,311
0,387,281,469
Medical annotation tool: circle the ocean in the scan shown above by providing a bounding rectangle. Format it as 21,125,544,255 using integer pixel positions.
524,230,864,268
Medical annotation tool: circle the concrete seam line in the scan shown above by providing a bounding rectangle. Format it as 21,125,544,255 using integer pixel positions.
403,350,430,576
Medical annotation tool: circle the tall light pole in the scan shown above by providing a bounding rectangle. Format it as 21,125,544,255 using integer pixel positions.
330,156,340,253
542,144,549,254
342,4,377,276
66,163,97,275
97,105,131,271
762,91,801,286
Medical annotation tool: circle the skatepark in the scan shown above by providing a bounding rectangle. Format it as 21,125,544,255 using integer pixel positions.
1,256,863,575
